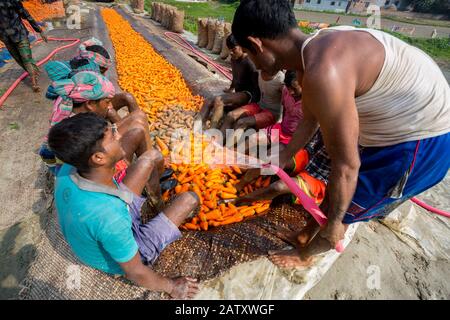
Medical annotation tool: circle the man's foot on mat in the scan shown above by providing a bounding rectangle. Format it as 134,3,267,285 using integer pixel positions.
32,85,41,93
269,226,303,247
268,249,314,268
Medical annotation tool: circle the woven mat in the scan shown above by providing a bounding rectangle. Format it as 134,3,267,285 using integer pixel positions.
19,194,309,300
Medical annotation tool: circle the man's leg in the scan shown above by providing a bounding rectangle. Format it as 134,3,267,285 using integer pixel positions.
118,109,153,161
17,38,40,92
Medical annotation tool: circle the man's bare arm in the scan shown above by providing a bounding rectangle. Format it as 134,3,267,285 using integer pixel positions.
112,92,140,113
120,253,199,299
302,66,360,244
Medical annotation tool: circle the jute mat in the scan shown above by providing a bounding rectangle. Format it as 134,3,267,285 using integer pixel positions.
19,195,309,300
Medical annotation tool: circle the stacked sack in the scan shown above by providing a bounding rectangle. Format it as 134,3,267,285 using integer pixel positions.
197,17,230,59
150,2,185,33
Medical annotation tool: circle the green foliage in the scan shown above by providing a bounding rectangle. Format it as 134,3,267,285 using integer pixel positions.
412,0,449,14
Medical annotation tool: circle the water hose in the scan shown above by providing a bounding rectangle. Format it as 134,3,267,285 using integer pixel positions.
164,32,232,81
410,197,450,218
0,36,81,108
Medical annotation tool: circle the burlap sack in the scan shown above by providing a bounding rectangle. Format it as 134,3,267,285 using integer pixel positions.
134,0,144,12
171,9,185,33
206,18,217,51
167,8,175,30
212,20,225,54
155,2,163,23
162,5,170,28
150,2,156,20
197,18,208,48
220,22,232,59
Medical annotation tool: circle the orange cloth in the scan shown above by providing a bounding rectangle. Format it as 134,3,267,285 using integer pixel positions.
292,148,309,175
293,172,326,205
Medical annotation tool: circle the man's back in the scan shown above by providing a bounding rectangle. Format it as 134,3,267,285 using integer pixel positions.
302,26,450,147
55,164,138,275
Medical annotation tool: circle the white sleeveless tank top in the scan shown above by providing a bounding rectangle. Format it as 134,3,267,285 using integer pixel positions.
301,26,450,147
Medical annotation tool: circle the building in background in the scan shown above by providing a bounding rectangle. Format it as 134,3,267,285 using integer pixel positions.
294,0,393,14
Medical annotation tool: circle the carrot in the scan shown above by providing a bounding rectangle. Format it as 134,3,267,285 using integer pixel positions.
181,184,190,193
262,177,271,188
248,184,254,193
255,176,263,188
242,208,256,217
204,200,216,210
184,223,199,230
219,203,226,215
219,214,243,225
231,165,242,174
162,190,170,201
181,176,194,184
175,185,182,194
256,205,270,214
155,136,169,156
192,185,203,204
205,209,222,220
221,192,237,199
200,221,208,231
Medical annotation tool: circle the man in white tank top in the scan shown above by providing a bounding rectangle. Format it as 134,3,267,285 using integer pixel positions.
232,0,450,268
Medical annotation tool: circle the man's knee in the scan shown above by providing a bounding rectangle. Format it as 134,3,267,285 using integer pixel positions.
139,149,164,167
270,180,289,194
178,191,200,210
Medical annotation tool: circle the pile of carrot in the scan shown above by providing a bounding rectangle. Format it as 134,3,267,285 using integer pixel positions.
101,9,271,230
1,1,65,49
159,134,272,231
101,9,203,124
23,0,66,22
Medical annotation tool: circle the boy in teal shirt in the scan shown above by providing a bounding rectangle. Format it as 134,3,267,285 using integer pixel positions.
49,112,200,299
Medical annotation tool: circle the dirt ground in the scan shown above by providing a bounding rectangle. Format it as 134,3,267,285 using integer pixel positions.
0,2,449,300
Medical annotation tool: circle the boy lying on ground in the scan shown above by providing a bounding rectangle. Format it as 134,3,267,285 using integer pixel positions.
200,34,260,128
48,113,200,299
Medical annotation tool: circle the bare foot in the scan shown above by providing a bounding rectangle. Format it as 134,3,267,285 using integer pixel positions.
268,249,314,268
32,85,41,93
268,225,303,247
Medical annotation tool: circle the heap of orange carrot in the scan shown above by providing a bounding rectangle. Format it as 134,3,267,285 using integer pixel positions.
159,134,272,231
101,9,271,230
23,0,65,22
101,9,203,123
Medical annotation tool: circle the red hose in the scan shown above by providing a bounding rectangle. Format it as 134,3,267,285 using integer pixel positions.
410,197,450,218
0,36,81,108
164,32,232,81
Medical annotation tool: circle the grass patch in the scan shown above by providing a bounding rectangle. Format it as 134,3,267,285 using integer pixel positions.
386,30,450,62
145,0,238,33
144,1,449,63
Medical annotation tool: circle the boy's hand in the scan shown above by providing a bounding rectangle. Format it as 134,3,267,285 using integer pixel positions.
169,277,199,299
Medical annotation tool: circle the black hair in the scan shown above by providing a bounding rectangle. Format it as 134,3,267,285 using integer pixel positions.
86,45,110,60
69,57,90,70
226,34,239,50
72,101,85,109
48,113,108,173
232,0,297,51
284,70,297,87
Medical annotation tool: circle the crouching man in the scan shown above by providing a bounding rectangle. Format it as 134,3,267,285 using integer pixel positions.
48,113,200,299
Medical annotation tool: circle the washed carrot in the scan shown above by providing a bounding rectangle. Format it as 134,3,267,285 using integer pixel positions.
175,185,182,194
200,221,208,231
256,205,270,214
205,209,222,220
184,223,199,230
221,192,237,199
255,176,263,188
231,166,242,174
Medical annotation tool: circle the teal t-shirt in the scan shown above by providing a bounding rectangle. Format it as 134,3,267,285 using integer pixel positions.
54,164,138,275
